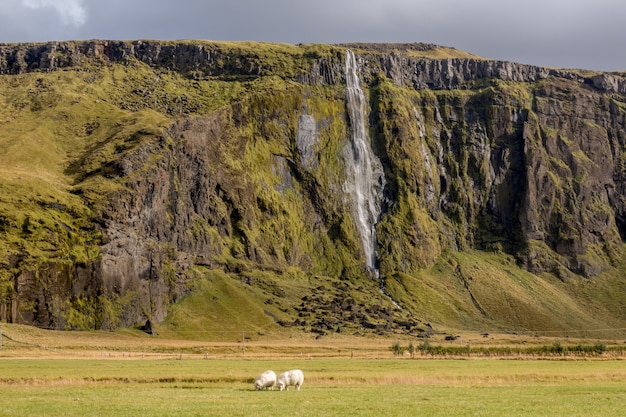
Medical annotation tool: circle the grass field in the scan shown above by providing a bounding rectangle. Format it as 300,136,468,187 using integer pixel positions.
2,324,626,417
1,357,625,417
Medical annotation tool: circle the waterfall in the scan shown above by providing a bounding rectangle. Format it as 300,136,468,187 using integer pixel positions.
343,49,386,277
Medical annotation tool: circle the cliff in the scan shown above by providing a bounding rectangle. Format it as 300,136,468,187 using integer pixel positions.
1,40,625,336
2,40,626,92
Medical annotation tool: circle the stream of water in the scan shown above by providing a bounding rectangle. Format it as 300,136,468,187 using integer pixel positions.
343,50,385,278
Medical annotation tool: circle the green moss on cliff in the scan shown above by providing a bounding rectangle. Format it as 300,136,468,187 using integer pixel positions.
2,40,626,338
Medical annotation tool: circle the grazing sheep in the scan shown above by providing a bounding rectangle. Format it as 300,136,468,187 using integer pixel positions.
276,369,304,391
254,370,277,390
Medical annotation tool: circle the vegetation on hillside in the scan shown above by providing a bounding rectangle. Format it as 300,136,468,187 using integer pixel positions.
0,40,625,340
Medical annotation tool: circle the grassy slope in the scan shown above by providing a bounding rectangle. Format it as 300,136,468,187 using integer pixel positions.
386,250,626,338
0,41,624,340
0,46,254,271
157,249,626,342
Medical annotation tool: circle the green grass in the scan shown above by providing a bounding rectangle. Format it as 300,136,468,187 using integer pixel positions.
0,62,172,272
0,358,624,417
157,267,419,342
160,269,295,340
385,250,626,338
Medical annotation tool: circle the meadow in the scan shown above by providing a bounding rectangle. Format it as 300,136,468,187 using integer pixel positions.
2,323,626,416
1,355,625,416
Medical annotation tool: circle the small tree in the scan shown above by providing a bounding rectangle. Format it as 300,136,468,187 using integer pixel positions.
407,341,415,358
390,341,406,357
417,339,431,356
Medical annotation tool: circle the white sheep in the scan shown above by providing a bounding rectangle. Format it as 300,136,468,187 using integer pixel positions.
254,370,277,390
276,369,304,391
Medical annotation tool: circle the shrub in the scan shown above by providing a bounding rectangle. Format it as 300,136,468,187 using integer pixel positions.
390,341,406,357
407,341,415,358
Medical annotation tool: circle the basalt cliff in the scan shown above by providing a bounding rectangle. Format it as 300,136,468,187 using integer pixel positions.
1,40,625,336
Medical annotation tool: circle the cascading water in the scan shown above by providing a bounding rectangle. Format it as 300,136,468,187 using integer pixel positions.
343,49,386,278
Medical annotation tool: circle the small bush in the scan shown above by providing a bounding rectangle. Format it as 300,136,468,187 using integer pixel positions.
390,341,406,357
388,339,610,358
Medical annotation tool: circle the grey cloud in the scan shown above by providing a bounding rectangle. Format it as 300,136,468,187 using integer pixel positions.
0,0,624,71
23,0,87,27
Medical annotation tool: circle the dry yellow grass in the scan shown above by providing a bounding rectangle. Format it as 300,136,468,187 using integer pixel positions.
2,323,624,361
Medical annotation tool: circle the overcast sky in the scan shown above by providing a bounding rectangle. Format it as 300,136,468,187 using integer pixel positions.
0,0,623,71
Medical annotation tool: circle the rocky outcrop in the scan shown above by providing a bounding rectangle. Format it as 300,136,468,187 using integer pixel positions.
519,81,625,276
0,40,300,78
374,77,626,278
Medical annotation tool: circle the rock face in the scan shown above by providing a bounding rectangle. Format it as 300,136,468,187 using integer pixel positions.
3,40,625,92
1,40,626,329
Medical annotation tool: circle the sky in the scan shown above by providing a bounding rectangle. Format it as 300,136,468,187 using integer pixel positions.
0,0,624,72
